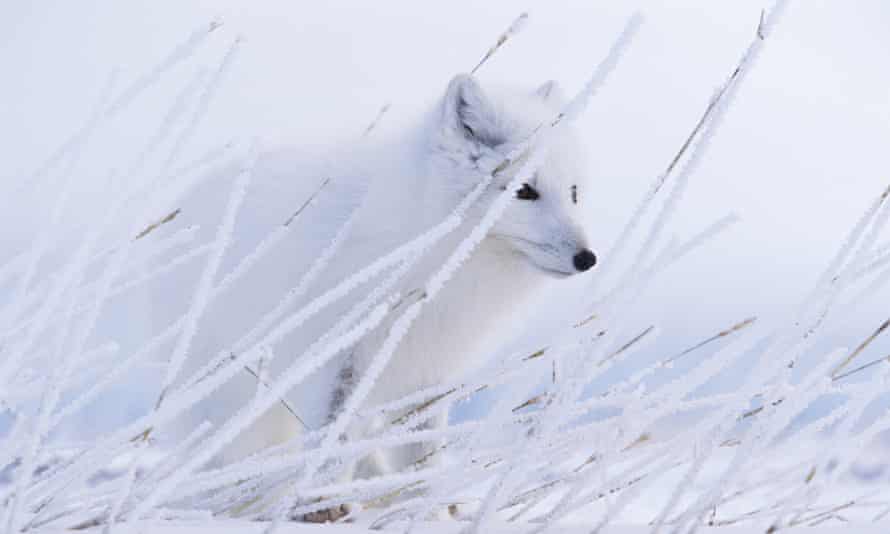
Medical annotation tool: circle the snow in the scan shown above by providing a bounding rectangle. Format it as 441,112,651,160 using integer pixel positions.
36,519,890,534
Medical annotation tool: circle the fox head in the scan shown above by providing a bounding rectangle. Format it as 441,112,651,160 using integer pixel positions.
429,74,595,277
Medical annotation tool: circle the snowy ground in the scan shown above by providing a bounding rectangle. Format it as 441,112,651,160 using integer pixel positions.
38,521,890,534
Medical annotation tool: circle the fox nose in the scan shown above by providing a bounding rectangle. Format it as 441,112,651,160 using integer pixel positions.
573,249,597,272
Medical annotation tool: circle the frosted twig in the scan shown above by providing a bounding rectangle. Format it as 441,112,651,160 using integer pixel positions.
4,239,212,345
282,178,331,227
137,421,214,495
4,171,123,533
178,212,460,397
107,21,223,118
831,317,890,377
0,71,118,387
133,209,181,241
832,352,890,382
109,145,257,526
360,103,392,138
221,182,364,362
7,20,219,201
600,325,655,365
129,300,393,519
162,35,240,174
155,143,258,411
596,3,762,288
49,315,186,429
665,316,757,364
470,12,529,74
549,13,643,130
107,242,213,298
242,365,309,431
153,140,238,193
532,12,791,523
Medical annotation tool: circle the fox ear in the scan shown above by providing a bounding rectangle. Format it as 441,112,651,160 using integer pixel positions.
533,80,565,106
442,74,503,148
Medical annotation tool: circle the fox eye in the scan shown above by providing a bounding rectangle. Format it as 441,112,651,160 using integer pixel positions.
516,183,539,201
571,184,578,204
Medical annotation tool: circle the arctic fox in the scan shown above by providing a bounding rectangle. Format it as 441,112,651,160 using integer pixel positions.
324,74,597,478
156,73,595,508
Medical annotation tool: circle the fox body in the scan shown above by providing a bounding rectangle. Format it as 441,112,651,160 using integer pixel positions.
158,74,595,487
237,75,595,484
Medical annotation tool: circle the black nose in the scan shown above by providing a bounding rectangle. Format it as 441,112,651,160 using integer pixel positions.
573,249,597,272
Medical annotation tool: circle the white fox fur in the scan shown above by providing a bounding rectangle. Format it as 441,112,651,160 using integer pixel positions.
155,74,595,492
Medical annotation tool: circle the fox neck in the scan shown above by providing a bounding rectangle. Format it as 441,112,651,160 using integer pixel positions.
364,235,550,406
441,236,548,329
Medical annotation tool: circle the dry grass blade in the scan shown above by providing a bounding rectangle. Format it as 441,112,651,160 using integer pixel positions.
665,316,757,364
133,208,181,241
361,103,391,138
573,313,597,328
378,345,557,427
832,353,890,382
781,500,856,529
390,389,456,426
522,347,548,361
242,366,309,431
740,398,784,420
622,432,652,451
512,394,547,413
602,8,768,284
831,317,890,377
282,177,331,227
546,13,643,131
284,100,387,228
659,102,719,197
470,12,529,74
600,325,655,365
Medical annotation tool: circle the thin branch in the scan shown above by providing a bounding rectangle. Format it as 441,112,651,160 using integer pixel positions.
133,209,181,241
360,103,391,138
242,366,309,431
832,353,890,382
600,325,655,365
470,12,529,74
282,177,331,227
831,317,890,378
666,316,757,364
